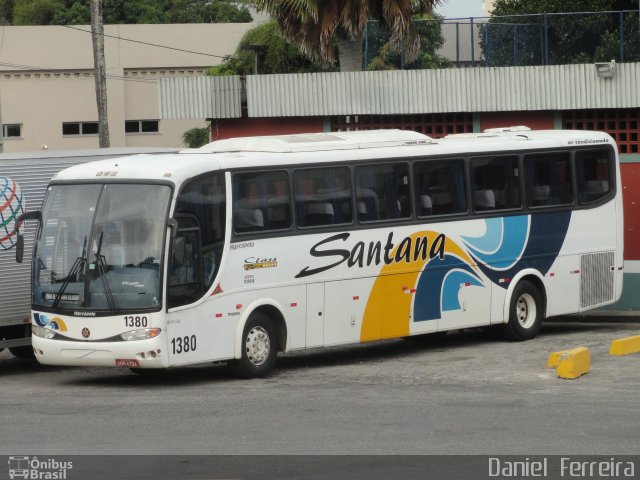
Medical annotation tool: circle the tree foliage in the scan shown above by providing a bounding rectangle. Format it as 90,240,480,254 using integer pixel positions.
3,0,252,25
206,20,337,75
484,0,639,65
366,13,450,70
182,126,210,148
252,0,442,64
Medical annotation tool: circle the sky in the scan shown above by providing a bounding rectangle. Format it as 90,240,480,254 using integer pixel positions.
434,0,487,19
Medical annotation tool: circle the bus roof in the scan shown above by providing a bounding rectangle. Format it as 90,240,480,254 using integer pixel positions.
51,128,616,186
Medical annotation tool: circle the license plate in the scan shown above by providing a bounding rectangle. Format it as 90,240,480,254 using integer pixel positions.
115,359,139,368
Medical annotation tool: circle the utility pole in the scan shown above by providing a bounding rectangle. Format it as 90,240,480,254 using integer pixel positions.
90,0,110,147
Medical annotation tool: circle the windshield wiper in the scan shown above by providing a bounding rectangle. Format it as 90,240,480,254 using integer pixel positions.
94,231,119,313
52,236,87,309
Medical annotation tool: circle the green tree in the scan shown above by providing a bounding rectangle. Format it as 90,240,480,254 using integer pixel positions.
182,126,210,148
484,0,639,65
252,0,442,70
169,0,251,23
207,20,337,75
0,0,15,24
366,13,450,70
13,0,64,25
4,0,252,25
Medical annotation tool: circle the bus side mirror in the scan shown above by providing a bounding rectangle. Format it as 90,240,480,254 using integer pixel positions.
13,210,42,264
15,234,24,263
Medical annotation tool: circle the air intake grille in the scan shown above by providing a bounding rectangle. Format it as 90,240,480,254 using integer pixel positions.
580,251,614,309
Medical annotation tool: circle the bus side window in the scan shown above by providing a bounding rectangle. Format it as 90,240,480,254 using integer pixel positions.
233,171,291,233
414,159,466,217
525,152,573,207
294,167,352,228
170,173,225,308
576,149,612,204
355,163,411,222
471,155,520,211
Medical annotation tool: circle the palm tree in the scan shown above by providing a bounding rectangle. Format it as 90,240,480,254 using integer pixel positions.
252,0,442,71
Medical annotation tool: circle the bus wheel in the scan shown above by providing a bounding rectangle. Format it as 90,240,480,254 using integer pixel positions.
9,346,35,359
503,280,543,341
230,312,277,379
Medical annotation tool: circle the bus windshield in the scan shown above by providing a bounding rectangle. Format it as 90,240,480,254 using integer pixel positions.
33,183,172,312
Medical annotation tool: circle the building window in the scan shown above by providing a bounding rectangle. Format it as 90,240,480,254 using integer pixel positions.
62,122,99,136
330,113,473,138
125,120,159,134
2,124,22,138
562,109,639,154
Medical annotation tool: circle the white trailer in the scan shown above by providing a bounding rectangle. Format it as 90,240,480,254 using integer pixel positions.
0,147,177,358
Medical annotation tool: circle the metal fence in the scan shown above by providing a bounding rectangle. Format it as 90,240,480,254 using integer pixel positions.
363,10,640,69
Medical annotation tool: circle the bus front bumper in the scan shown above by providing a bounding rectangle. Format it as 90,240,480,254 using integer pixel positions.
32,335,169,369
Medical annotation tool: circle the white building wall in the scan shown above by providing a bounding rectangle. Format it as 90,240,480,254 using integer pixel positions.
0,23,253,152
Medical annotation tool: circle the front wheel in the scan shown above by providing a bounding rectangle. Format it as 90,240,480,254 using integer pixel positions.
502,280,543,341
230,312,277,378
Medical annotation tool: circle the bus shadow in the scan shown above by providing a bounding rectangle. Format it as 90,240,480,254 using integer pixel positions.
61,320,636,387
0,355,70,377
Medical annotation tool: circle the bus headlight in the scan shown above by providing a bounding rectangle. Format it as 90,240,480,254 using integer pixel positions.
120,328,161,341
32,325,56,339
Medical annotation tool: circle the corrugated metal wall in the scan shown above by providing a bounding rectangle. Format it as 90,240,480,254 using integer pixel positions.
159,76,242,119
244,63,640,117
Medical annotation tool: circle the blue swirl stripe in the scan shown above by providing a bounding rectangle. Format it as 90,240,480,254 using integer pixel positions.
414,254,484,322
461,216,529,270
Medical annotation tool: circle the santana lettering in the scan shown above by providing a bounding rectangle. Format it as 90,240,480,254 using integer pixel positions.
295,232,446,278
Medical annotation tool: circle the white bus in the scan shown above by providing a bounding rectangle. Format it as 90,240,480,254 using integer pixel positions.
18,128,623,377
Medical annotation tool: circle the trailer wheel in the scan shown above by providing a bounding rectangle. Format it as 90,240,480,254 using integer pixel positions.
9,346,35,359
503,280,543,341
230,311,277,379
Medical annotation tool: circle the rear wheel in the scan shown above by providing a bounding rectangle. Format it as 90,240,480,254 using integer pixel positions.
9,346,35,359
230,312,277,378
503,280,543,341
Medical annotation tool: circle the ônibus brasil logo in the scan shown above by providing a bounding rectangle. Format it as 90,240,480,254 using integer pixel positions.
0,176,26,250
8,456,73,479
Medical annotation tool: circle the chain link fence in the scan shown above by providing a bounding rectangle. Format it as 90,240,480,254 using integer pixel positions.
364,10,640,69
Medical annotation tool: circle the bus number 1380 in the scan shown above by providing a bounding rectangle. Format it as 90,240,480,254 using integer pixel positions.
171,335,197,355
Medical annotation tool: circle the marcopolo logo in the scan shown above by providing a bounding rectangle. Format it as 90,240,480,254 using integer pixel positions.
8,456,73,480
0,176,26,250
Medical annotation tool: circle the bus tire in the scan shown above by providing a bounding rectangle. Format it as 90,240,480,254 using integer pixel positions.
230,312,277,379
9,346,35,359
503,280,543,341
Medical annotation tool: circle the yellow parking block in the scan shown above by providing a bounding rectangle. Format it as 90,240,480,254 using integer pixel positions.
546,350,564,368
556,347,590,380
609,335,640,356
